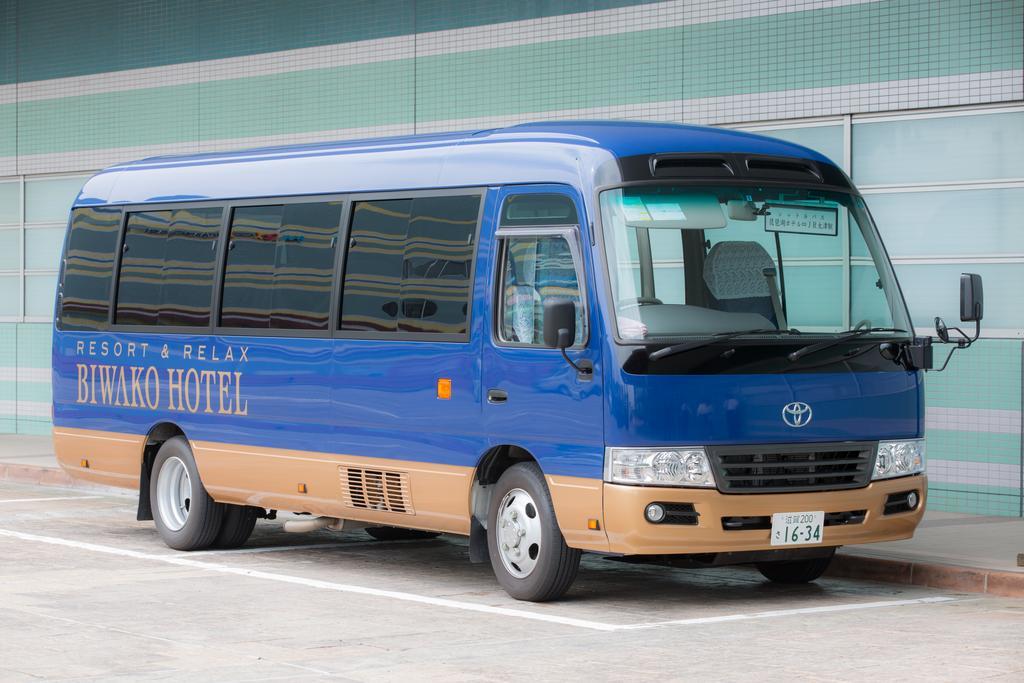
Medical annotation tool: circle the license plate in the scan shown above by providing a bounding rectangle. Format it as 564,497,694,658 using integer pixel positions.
770,511,824,546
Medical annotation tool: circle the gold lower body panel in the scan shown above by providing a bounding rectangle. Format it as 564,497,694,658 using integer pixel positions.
602,476,927,555
51,427,922,557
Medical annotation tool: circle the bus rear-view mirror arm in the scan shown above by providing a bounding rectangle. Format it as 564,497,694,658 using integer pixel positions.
542,299,593,378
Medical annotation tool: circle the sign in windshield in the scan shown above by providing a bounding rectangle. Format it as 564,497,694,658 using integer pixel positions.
764,204,838,237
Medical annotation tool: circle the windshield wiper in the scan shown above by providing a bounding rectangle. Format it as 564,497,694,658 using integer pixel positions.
787,327,909,362
648,328,797,362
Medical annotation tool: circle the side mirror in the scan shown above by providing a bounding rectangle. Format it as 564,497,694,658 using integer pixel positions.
928,273,983,372
542,299,577,349
960,273,983,322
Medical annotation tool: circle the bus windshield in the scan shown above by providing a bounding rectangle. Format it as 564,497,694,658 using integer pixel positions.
599,184,912,341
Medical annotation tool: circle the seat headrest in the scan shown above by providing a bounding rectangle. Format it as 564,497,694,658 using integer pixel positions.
703,241,775,300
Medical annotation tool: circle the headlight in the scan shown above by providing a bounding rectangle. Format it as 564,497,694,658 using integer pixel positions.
605,447,716,487
873,439,926,480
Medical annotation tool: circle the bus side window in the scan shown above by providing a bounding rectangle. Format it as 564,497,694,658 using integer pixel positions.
115,207,221,327
220,201,343,330
339,193,481,337
497,233,585,347
59,206,122,331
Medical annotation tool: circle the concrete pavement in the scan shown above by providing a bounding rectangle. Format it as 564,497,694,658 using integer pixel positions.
1,478,1022,681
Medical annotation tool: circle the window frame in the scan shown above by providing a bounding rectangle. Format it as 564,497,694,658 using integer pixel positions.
56,205,123,331
336,187,486,343
112,205,225,329
492,225,590,350
104,195,348,338
108,200,231,335
215,195,348,337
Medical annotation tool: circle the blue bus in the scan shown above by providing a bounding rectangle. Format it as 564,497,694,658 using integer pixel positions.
52,121,981,601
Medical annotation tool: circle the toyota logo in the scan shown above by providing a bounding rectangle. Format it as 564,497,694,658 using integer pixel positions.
782,401,813,428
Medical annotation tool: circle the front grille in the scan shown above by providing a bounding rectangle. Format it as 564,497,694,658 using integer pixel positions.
721,509,867,531
339,466,414,514
708,442,876,494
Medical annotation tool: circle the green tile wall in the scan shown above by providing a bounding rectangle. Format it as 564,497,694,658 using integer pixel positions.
925,339,1021,411
3,0,1021,157
925,338,1023,517
7,0,658,84
0,323,53,435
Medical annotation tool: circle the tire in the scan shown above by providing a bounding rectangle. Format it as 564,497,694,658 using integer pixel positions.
757,549,836,584
214,504,258,549
365,526,441,541
486,462,581,602
150,436,224,551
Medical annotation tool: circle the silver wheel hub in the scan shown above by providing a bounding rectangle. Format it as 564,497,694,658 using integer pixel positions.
156,456,192,532
496,487,542,578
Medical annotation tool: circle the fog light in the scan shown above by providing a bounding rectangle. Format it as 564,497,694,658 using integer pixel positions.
907,491,919,509
645,503,666,523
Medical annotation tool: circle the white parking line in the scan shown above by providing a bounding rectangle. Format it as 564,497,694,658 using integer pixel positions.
0,528,958,633
191,538,430,555
0,496,104,504
191,541,353,555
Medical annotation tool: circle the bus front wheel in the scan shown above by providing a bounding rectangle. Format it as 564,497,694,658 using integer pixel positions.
486,462,581,602
756,549,836,584
150,436,224,551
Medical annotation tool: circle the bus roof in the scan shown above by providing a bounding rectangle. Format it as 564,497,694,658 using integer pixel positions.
76,121,837,207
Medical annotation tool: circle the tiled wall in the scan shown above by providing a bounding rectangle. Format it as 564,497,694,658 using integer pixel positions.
0,323,52,435
0,0,1021,515
1,0,1021,174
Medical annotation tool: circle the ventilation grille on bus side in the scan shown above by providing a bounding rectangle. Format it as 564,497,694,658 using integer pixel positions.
339,466,414,514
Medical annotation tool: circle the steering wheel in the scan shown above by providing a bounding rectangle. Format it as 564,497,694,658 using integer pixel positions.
852,319,873,331
633,297,663,306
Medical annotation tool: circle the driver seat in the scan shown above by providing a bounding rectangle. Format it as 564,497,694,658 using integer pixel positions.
702,241,780,327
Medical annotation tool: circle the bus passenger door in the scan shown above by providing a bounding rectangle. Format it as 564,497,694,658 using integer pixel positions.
481,187,606,550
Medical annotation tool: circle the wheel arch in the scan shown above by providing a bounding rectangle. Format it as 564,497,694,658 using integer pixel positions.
136,421,187,521
467,444,538,563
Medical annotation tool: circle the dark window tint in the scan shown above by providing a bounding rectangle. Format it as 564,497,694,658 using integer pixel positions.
161,208,222,325
500,194,577,227
340,194,480,336
220,202,342,330
115,207,222,326
59,207,123,330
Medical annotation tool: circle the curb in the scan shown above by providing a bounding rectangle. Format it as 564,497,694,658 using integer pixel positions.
829,552,1024,599
0,462,123,495
4,461,1023,598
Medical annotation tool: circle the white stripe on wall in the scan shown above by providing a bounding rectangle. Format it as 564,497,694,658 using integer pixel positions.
0,367,51,383
4,69,1020,176
0,400,51,419
927,407,1022,436
928,459,1021,490
0,0,884,104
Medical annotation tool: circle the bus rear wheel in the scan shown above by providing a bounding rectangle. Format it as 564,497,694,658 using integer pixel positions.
486,462,581,602
214,504,258,549
150,436,224,551
365,526,440,541
756,549,836,584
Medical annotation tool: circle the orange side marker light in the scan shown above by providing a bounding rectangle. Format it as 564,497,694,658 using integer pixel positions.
297,483,307,494
80,459,89,469
437,378,452,400
587,518,601,531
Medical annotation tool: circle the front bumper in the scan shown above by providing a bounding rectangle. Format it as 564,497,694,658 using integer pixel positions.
603,475,926,555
